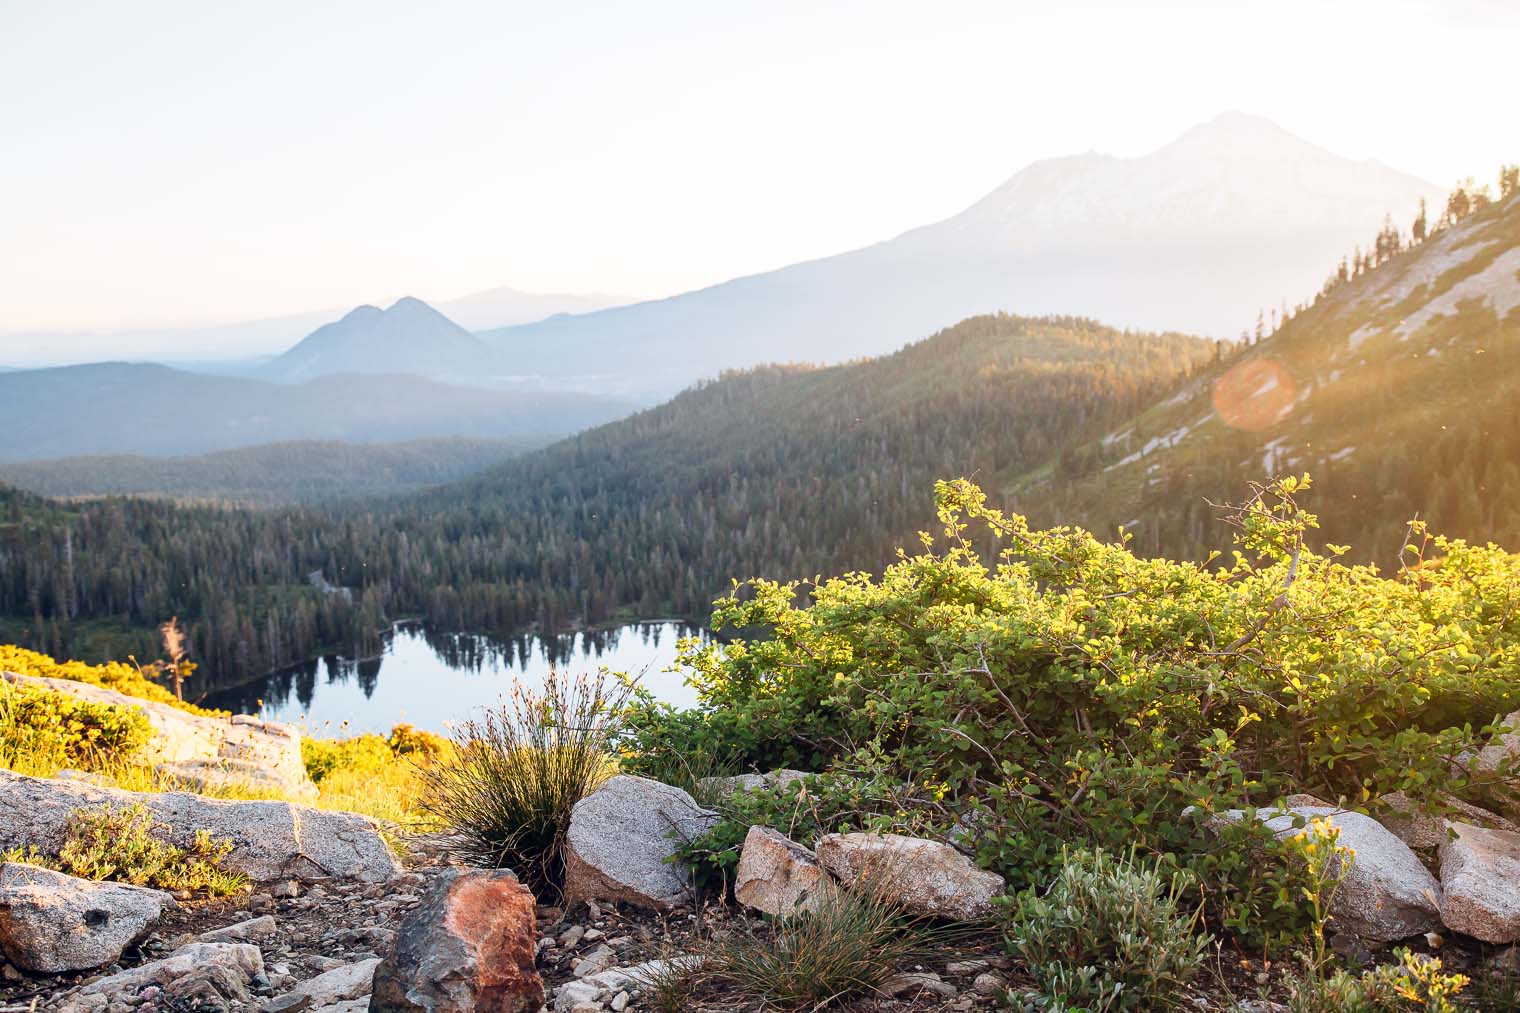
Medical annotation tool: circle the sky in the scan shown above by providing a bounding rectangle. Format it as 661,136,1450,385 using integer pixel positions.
2,0,1517,353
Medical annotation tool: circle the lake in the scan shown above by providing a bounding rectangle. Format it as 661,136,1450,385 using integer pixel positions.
205,621,708,736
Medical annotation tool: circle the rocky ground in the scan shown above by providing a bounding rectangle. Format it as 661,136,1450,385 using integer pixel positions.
0,831,1015,1013
2,684,1519,1011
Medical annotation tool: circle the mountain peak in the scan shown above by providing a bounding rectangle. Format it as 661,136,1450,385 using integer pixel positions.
1156,110,1328,160
264,297,490,383
341,304,383,323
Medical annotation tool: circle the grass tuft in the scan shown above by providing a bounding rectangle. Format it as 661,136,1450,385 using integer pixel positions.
415,668,626,899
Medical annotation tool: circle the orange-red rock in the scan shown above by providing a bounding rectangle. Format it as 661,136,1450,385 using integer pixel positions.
370,869,542,1013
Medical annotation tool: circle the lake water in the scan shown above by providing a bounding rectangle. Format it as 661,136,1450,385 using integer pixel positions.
206,621,707,736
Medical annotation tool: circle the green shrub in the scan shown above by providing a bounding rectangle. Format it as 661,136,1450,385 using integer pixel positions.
0,678,153,772
5,803,247,897
631,475,1520,947
416,668,625,899
1006,846,1207,1010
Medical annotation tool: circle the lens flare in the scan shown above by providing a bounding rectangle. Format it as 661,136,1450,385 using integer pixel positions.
1211,357,1297,432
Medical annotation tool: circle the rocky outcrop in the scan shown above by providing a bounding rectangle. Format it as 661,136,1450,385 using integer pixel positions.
815,832,1005,920
1259,806,1442,942
0,769,400,884
1438,822,1520,943
733,826,833,916
2,671,316,801
562,776,719,911
0,863,173,973
369,868,543,1013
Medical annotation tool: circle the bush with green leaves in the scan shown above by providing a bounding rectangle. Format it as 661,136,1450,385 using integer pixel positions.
1006,846,1207,1010
628,474,1520,948
0,678,153,772
4,803,247,897
416,668,624,899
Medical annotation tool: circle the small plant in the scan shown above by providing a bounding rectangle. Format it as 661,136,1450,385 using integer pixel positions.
694,878,950,1008
1285,949,1471,1012
416,668,626,899
5,804,247,897
1006,846,1208,1011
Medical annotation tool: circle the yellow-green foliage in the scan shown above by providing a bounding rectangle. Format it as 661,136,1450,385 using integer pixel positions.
0,678,152,774
4,803,247,897
0,644,222,717
641,475,1520,948
302,725,449,832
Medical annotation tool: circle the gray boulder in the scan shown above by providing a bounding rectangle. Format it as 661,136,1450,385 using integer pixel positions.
562,776,719,910
1438,822,1520,943
76,940,264,997
2,671,316,801
0,862,174,973
277,958,380,1008
815,832,1004,920
196,914,279,944
734,826,834,916
1377,791,1518,849
0,769,400,884
705,769,811,797
1258,806,1441,941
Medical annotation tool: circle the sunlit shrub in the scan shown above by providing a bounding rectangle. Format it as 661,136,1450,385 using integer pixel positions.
0,678,153,772
629,475,1520,947
0,645,222,716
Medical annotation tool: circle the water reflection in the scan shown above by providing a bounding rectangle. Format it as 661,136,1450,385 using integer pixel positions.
206,621,707,735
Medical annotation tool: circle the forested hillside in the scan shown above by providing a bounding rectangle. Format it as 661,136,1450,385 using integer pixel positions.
1023,187,1520,564
0,316,1211,687
0,437,536,506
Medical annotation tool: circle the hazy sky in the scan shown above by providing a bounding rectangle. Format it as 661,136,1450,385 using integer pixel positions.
3,0,1517,341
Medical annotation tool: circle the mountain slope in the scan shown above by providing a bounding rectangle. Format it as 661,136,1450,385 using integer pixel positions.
1019,191,1520,563
482,113,1441,396
0,363,633,461
261,297,494,383
0,437,537,506
347,315,1215,629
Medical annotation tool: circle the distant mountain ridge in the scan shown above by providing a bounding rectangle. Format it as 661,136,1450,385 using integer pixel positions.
260,296,493,383
0,362,634,461
483,113,1443,397
0,286,627,369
